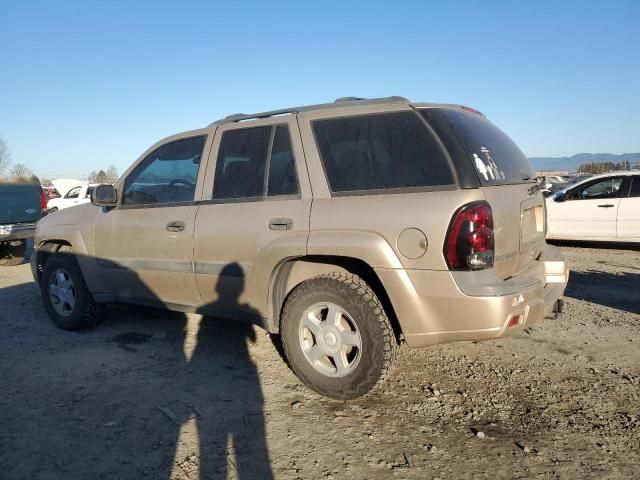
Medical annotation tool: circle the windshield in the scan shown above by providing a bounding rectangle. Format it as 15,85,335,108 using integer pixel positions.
421,109,535,186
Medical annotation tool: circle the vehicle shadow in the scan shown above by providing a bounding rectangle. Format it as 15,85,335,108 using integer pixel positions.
565,269,640,314
0,259,273,480
548,239,640,252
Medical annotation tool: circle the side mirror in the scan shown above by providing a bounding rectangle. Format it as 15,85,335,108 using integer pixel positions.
554,193,565,202
91,184,117,207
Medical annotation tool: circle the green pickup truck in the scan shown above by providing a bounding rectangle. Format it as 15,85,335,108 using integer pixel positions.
0,183,46,266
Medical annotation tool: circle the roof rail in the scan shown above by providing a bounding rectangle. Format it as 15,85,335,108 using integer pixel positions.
209,96,410,126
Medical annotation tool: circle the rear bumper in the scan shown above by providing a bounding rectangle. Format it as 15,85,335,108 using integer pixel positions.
0,222,37,242
376,244,568,348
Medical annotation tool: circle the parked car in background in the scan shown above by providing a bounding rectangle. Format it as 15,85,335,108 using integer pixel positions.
0,182,47,266
32,96,568,399
546,171,640,242
47,184,97,212
42,186,61,199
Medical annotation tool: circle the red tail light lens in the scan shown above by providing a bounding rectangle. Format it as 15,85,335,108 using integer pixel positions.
445,202,494,270
39,188,48,214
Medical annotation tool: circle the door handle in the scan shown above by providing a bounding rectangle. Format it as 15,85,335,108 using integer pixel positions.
597,204,615,208
166,221,185,232
268,218,293,231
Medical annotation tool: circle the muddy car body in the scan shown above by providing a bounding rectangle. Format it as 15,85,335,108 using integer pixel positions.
33,97,568,398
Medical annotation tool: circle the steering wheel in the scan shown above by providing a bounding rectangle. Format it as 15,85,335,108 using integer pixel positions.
168,179,194,187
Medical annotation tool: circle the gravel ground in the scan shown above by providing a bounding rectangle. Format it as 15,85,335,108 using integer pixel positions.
0,245,638,479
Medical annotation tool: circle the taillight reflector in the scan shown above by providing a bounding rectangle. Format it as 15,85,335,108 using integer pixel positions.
39,189,48,214
508,314,522,328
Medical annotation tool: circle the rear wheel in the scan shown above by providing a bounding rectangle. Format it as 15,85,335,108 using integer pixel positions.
0,240,26,266
281,272,398,400
40,251,102,330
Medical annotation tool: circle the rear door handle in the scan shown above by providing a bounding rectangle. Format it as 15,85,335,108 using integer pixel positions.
268,218,293,231
166,221,185,232
597,204,615,208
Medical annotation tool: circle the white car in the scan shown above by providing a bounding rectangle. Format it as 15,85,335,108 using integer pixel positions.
546,171,640,242
47,184,97,212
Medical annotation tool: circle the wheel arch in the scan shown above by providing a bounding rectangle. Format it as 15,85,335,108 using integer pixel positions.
268,255,402,343
34,240,73,281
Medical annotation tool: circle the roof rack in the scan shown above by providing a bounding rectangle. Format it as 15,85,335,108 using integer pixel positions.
209,96,410,126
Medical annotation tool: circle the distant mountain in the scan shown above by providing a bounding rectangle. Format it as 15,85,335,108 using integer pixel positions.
529,153,640,172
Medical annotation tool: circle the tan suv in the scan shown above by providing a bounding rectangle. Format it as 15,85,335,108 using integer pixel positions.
32,97,568,399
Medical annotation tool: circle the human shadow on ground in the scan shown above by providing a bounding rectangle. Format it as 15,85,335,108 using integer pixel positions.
0,258,273,480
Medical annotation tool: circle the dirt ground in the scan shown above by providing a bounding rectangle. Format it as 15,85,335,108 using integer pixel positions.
1,244,639,479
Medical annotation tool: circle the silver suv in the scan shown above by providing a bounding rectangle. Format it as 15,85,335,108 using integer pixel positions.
33,97,568,399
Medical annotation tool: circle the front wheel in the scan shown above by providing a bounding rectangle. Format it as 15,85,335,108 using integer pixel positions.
281,272,398,400
40,251,102,330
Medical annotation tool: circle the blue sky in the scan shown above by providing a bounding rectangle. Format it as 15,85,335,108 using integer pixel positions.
1,0,638,179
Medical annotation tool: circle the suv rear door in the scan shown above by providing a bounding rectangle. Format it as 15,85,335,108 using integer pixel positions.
193,116,311,324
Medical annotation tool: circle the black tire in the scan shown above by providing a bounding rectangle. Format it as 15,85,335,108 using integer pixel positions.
40,251,102,330
0,240,26,266
281,272,398,400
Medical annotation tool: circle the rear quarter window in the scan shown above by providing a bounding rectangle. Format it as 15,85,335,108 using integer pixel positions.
312,111,455,194
421,109,535,186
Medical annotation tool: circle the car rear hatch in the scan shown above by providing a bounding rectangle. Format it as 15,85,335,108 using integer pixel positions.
0,183,43,224
421,107,545,279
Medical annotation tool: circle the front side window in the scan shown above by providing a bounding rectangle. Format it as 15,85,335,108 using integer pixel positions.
312,111,454,194
212,125,299,200
123,135,206,206
566,177,624,200
65,186,80,199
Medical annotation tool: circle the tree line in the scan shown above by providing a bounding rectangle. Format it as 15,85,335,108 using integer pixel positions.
1,138,118,185
578,161,636,174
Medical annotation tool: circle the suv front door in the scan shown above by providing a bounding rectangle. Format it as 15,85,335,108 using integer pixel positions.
549,176,624,239
92,131,212,307
194,117,311,325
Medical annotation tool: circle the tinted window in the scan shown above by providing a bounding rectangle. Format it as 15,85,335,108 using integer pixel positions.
212,126,271,200
312,111,454,193
628,176,640,197
566,177,623,200
423,109,535,185
123,136,205,206
85,187,94,198
267,125,299,196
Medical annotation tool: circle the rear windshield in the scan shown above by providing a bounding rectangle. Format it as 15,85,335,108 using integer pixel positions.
421,109,535,185
312,111,455,194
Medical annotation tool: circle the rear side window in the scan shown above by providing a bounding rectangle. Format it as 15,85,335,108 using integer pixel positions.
312,111,455,194
122,135,205,206
628,176,640,197
213,126,271,199
212,124,299,200
268,125,299,196
422,109,535,185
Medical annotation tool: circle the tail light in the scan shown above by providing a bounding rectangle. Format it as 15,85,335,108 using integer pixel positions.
445,202,494,270
39,188,48,215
